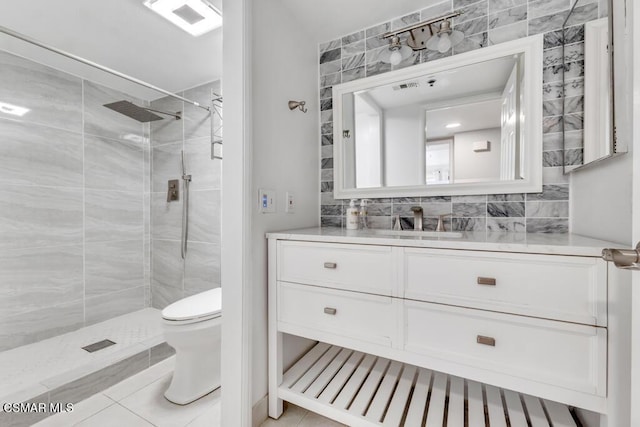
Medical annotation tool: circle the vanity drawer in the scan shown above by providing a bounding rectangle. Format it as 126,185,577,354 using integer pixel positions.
277,241,395,296
277,282,398,347
403,300,606,396
404,248,607,326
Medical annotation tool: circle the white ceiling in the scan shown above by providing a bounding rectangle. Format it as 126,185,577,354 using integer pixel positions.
426,99,502,140
0,0,222,100
366,55,517,110
0,0,438,100
276,0,442,43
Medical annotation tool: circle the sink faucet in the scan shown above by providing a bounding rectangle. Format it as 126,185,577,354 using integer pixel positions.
410,206,423,231
436,213,452,232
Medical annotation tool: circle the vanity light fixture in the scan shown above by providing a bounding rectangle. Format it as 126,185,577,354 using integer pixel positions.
446,122,461,128
426,20,465,54
379,35,414,66
0,102,30,117
143,0,222,37
379,11,464,65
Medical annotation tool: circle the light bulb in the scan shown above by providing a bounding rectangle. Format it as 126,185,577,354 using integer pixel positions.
437,33,452,53
389,50,403,65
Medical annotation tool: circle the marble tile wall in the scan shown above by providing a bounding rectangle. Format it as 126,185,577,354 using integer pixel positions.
150,81,222,309
319,0,607,233
0,50,149,351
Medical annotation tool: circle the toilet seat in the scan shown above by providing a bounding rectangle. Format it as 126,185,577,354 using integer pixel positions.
162,288,222,324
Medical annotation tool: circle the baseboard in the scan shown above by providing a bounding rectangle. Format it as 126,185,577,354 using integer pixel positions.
252,394,269,427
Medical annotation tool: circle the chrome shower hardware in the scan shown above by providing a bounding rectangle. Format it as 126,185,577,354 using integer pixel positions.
103,100,181,122
181,150,191,259
211,91,223,160
167,179,179,202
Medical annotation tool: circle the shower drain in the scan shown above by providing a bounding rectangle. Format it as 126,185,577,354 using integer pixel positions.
82,339,116,353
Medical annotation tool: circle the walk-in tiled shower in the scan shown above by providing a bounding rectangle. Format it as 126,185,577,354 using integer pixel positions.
0,48,221,426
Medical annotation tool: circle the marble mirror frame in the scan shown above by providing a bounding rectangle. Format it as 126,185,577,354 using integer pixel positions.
333,35,544,200
563,0,624,174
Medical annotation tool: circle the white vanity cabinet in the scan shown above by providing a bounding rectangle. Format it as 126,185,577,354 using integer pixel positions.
267,229,624,427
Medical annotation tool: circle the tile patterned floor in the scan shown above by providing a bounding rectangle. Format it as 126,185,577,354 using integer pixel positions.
260,403,347,427
34,356,220,427
33,354,344,427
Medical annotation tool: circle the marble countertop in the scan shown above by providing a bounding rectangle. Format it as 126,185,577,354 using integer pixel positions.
266,227,624,257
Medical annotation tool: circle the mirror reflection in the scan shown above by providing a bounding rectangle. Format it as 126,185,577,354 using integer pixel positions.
343,54,524,190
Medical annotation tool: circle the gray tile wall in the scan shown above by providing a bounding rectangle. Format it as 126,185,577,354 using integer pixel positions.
0,50,149,351
150,81,222,309
319,0,607,233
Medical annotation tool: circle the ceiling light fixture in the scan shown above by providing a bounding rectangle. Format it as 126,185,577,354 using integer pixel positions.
0,102,30,117
446,122,461,128
144,0,222,37
379,11,464,64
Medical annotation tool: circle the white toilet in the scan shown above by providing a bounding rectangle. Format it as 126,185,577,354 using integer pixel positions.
161,288,222,405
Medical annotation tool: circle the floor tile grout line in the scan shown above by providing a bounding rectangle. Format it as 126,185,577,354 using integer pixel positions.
114,401,159,427
70,397,118,427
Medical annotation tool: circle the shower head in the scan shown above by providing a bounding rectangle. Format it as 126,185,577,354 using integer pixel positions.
103,101,181,122
104,101,162,122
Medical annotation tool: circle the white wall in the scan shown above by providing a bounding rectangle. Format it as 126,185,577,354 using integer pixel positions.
453,128,502,182
355,112,382,188
384,105,424,186
570,0,633,245
251,0,320,407
221,0,252,424
570,155,632,244
631,1,640,424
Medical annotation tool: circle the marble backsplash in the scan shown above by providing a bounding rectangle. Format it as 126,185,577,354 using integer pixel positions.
318,0,607,233
0,49,150,351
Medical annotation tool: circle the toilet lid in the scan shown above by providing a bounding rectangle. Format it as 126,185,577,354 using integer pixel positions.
162,288,222,322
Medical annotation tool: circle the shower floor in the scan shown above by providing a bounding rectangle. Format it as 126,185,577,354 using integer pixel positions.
0,308,164,407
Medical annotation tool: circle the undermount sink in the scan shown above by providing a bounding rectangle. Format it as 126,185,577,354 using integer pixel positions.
367,229,463,238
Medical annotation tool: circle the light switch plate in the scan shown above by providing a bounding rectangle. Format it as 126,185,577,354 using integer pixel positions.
286,192,295,213
259,189,276,213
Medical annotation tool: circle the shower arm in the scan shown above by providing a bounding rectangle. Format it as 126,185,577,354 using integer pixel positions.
0,25,210,113
144,106,182,120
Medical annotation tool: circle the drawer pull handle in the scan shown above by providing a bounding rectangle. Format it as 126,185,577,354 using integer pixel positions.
324,307,337,315
477,277,496,286
324,262,337,269
477,335,496,347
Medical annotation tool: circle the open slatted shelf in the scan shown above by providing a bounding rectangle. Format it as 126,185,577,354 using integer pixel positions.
279,343,579,427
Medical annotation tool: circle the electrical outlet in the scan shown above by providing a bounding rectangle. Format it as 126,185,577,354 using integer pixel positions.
258,189,276,213
286,192,295,213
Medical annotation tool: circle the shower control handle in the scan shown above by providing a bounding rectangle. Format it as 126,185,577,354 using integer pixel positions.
167,179,179,202
324,307,337,315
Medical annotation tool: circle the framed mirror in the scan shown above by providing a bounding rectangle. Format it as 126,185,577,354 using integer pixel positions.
563,0,624,173
333,35,543,199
